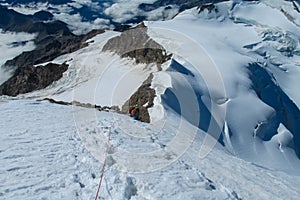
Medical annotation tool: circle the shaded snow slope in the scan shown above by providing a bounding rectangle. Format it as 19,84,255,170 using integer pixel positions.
1,100,300,199
146,0,300,173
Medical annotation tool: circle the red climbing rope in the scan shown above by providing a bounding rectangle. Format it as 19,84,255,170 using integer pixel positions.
94,126,111,200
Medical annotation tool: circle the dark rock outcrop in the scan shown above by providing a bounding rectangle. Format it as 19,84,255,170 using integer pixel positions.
0,62,68,96
40,98,119,112
102,23,171,65
197,3,218,13
113,24,132,32
103,23,171,123
122,74,156,123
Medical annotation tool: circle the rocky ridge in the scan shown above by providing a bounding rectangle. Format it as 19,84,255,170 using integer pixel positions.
122,74,156,123
103,23,172,122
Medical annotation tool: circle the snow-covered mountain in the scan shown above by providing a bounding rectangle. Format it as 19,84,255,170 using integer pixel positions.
1,0,300,199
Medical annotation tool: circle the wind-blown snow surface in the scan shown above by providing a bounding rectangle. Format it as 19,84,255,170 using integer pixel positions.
1,100,300,199
0,101,102,199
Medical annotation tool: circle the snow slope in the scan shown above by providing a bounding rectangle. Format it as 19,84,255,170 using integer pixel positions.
11,31,157,109
146,0,300,174
1,0,299,174
1,100,300,199
1,0,300,199
0,100,101,199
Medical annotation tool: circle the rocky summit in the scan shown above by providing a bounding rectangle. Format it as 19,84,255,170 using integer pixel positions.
102,23,172,65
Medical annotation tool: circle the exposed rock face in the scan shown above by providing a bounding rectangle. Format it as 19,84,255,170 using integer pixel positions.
103,23,171,123
0,63,68,96
122,74,156,123
102,23,171,65
113,24,132,32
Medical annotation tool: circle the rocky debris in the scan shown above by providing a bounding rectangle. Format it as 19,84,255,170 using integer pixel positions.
0,63,68,96
102,23,172,65
39,98,120,112
122,74,156,123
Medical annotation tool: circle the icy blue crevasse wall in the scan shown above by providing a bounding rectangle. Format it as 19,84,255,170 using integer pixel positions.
248,63,300,159
161,59,224,145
